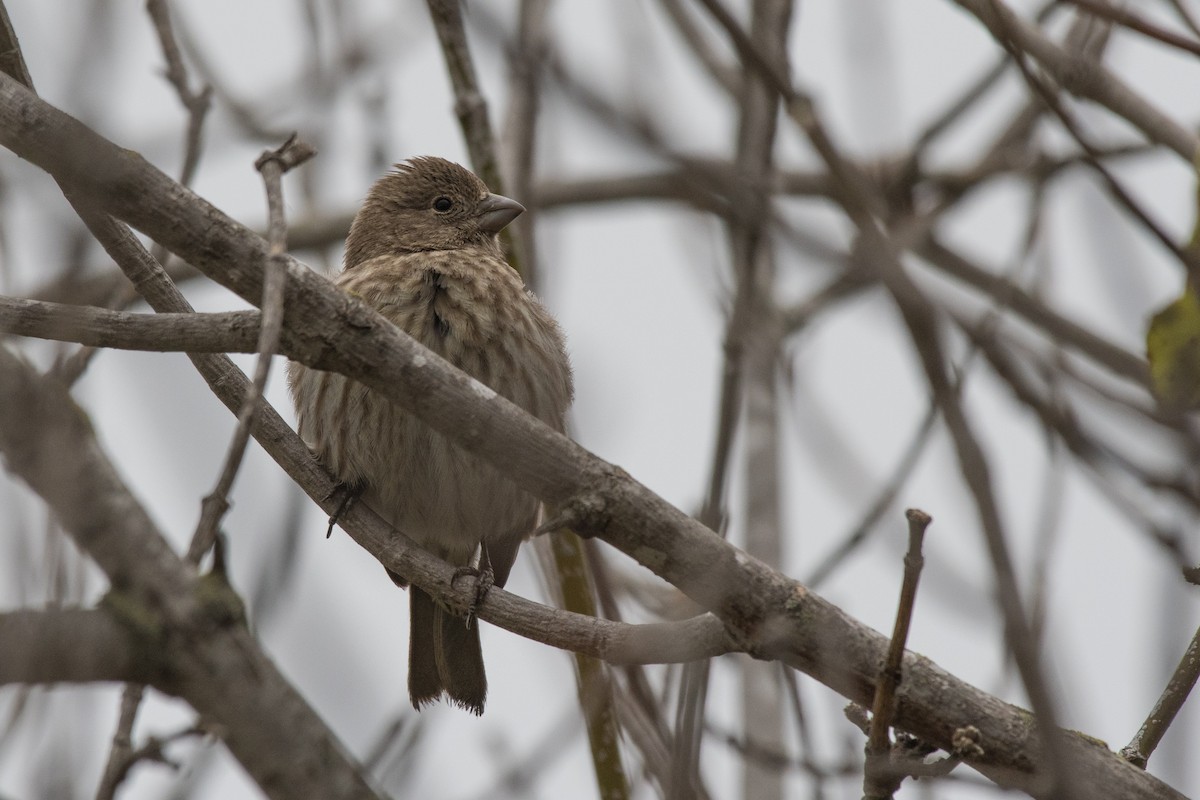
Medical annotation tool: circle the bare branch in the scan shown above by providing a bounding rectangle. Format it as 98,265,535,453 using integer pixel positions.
0,71,1187,800
863,510,934,799
0,296,260,352
425,0,524,276
187,134,315,565
145,0,212,188
95,683,147,800
952,0,1199,161
0,608,149,685
1121,620,1200,768
1062,0,1200,58
0,344,383,800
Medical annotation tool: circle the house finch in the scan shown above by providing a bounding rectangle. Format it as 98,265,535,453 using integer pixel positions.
288,157,573,715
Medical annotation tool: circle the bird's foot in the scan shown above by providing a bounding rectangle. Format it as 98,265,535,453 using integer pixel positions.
450,564,494,630
324,481,365,539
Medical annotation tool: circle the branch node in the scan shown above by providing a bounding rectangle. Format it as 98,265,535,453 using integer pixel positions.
533,489,611,538
254,132,318,175
951,725,984,759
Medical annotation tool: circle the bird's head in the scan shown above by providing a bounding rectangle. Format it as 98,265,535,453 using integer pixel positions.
343,156,524,269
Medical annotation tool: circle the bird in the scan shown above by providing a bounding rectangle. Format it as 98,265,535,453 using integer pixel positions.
288,156,573,715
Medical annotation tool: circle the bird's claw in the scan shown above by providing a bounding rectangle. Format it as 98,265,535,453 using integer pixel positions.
325,481,364,538
450,565,494,629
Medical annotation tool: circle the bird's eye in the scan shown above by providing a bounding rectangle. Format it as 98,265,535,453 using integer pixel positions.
433,196,454,213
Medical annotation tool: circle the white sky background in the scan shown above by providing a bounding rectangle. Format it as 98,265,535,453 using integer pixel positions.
1,0,1199,798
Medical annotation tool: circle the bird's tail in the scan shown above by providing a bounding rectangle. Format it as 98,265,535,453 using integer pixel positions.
408,586,487,715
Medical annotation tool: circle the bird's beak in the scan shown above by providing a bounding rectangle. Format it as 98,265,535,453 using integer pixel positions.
476,193,525,235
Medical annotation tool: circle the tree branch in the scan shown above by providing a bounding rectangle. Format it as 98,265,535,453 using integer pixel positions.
952,0,1199,161
0,608,150,685
0,295,260,352
0,72,1184,800
0,345,383,800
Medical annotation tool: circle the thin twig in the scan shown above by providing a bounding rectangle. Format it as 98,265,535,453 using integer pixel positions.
915,0,1066,154
1063,0,1200,57
952,0,1198,161
0,17,159,800
673,2,793,794
917,237,1148,385
1121,620,1200,768
804,403,938,588
44,0,215,387
501,0,552,285
145,0,212,188
654,0,740,95
425,0,524,275
94,683,145,800
2,63,1192,797
781,666,829,799
691,3,1084,792
1163,0,1200,39
889,254,1079,797
984,0,1200,279
425,4,628,796
96,718,206,800
590,539,678,797
187,134,316,565
863,509,933,799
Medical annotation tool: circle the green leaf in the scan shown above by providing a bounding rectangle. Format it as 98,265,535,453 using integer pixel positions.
1147,284,1200,412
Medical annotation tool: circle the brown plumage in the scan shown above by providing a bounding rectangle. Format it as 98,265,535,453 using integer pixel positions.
288,157,573,715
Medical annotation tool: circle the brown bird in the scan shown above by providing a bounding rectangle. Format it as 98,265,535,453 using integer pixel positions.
288,157,573,714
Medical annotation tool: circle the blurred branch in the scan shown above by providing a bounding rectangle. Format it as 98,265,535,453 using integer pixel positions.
915,237,1148,385
95,683,147,800
1062,0,1200,58
985,2,1200,278
26,258,202,307
427,2,627,795
425,0,502,193
728,4,793,800
96,712,205,800
887,242,1079,795
910,0,1058,156
169,6,290,141
0,343,383,800
145,0,212,189
590,540,679,797
425,0,523,276
952,0,1199,161
654,0,739,94
502,0,552,282
0,71,1187,800
24,139,1146,311
1164,0,1200,39
804,402,938,588
689,2,1083,793
955,312,1197,559
669,4,801,785
543,532,630,800
0,608,150,685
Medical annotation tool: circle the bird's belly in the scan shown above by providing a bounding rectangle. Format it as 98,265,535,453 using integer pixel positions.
300,341,541,564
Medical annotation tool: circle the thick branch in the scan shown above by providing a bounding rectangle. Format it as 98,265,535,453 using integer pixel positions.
0,608,150,685
0,73,1183,800
0,345,381,800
